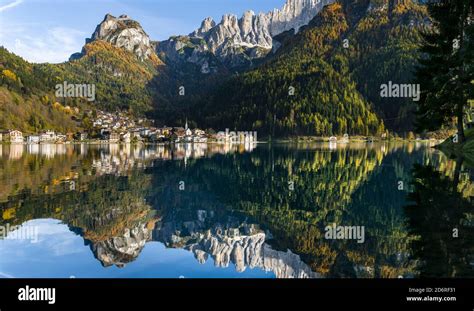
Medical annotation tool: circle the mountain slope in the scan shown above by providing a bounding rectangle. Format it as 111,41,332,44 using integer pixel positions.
334,0,428,132
61,40,164,114
65,14,167,115
197,2,385,137
191,0,429,136
0,13,169,133
0,47,84,133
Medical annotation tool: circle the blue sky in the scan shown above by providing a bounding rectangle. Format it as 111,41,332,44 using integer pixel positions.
0,0,285,63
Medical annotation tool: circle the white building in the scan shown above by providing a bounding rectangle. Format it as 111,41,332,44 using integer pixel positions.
40,131,56,143
121,132,131,143
2,130,24,143
131,130,142,140
27,135,40,144
56,134,67,142
193,129,206,137
185,120,192,137
193,136,208,143
140,129,151,137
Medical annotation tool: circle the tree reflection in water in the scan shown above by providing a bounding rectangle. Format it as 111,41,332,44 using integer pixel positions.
405,159,474,278
0,143,472,278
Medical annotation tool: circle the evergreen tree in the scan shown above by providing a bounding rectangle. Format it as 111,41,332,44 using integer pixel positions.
415,0,474,142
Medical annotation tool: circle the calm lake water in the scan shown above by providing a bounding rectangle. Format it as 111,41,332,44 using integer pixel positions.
0,142,472,278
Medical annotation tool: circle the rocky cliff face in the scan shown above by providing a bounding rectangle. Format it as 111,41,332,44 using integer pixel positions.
155,214,319,278
267,0,333,35
71,14,156,61
71,0,335,69
91,222,153,268
71,1,335,68
157,0,335,71
186,230,320,278
85,215,319,277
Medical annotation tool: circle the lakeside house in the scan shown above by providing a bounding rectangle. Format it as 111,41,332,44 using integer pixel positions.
173,120,208,143
110,133,120,143
193,129,206,137
150,133,166,142
1,130,24,143
216,132,225,142
121,132,131,143
27,135,40,144
193,136,208,143
102,131,120,143
140,128,152,137
56,134,67,143
40,131,57,143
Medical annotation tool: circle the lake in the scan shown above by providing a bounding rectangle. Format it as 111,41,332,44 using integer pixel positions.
0,142,472,278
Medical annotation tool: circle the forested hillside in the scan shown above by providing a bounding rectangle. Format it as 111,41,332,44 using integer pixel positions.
0,47,83,133
0,40,167,133
193,0,428,137
338,0,428,132
196,3,384,137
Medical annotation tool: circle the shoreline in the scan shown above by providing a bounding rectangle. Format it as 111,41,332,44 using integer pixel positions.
0,137,445,146
437,129,474,167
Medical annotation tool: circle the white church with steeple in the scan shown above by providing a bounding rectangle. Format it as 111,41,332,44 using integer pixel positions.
185,119,192,137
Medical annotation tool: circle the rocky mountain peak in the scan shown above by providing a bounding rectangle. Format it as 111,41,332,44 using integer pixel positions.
267,0,334,35
79,13,155,61
191,17,216,37
157,0,335,71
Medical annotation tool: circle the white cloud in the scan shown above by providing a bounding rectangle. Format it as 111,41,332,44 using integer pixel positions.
2,26,86,63
0,0,23,12
0,219,85,258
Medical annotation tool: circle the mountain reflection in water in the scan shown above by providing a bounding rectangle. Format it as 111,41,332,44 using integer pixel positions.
0,142,472,278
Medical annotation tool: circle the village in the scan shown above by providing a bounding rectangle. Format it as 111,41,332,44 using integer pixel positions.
0,110,221,145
